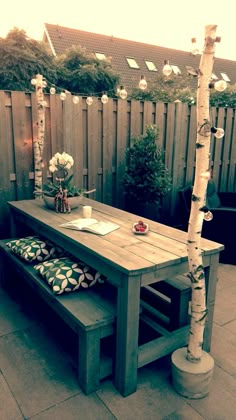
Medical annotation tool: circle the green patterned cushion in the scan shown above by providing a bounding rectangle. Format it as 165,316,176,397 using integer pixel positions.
34,257,104,294
6,236,64,263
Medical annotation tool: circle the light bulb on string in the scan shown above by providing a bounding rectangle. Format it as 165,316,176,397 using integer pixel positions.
101,93,109,104
162,60,172,77
42,80,47,88
214,80,227,92
204,211,213,222
72,95,79,104
139,75,147,90
190,37,200,56
211,127,225,139
60,92,67,101
119,86,127,100
50,87,56,95
86,96,93,106
31,78,37,86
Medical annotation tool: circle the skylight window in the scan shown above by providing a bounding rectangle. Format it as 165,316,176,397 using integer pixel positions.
126,57,140,69
145,60,157,71
211,73,218,80
171,65,181,75
95,52,106,60
220,72,231,82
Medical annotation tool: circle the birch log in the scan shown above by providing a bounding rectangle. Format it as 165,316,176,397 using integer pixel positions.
187,25,218,362
34,74,45,198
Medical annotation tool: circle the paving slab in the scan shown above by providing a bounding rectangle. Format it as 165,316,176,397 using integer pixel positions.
0,323,80,419
0,373,24,420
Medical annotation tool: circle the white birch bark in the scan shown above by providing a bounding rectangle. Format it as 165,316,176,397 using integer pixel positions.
187,25,218,362
34,74,45,198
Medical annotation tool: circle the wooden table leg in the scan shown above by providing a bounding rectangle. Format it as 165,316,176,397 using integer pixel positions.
203,252,219,352
114,274,141,397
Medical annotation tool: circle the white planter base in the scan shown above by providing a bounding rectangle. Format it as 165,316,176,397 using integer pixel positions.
171,347,214,399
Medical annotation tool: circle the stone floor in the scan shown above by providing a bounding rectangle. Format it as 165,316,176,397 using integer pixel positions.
1,263,236,420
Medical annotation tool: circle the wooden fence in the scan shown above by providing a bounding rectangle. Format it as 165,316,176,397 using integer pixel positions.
1,90,236,238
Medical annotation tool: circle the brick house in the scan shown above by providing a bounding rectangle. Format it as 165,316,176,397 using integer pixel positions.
43,23,236,92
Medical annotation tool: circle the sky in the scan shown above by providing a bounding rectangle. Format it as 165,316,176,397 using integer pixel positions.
1,0,236,61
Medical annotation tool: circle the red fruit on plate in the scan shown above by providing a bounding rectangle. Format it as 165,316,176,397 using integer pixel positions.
138,220,143,225
139,226,145,232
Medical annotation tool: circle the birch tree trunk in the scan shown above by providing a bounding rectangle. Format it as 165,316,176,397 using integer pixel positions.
187,25,218,362
34,74,45,198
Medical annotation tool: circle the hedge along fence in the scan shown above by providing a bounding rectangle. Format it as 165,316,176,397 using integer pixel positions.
0,90,236,238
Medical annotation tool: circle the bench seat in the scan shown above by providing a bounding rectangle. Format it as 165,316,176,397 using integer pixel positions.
0,239,116,394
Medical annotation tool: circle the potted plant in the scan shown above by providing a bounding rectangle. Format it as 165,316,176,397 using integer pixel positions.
123,124,172,221
43,152,95,213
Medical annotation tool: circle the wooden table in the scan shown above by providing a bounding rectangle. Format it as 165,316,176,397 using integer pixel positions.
8,198,224,397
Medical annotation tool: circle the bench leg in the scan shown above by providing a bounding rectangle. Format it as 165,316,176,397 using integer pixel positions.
78,328,101,394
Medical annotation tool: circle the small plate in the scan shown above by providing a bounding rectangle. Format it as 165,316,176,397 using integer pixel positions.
132,222,149,235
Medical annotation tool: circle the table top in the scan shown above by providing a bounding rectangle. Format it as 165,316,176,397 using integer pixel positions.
8,198,224,280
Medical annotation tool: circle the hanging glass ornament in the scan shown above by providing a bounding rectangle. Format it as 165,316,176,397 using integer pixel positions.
204,211,213,221
31,78,37,85
42,80,47,88
211,127,225,139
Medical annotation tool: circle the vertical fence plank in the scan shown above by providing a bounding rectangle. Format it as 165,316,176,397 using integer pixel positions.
87,97,100,194
228,109,236,191
185,105,197,186
116,99,128,208
212,107,224,189
221,108,232,191
103,100,115,205
11,92,34,200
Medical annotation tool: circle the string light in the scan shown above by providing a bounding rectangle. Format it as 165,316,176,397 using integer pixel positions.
139,76,147,90
204,211,213,221
72,95,79,104
101,93,109,104
60,92,67,101
209,80,227,92
31,78,37,86
86,96,93,106
50,87,56,95
119,86,128,100
214,80,227,92
162,60,172,77
211,127,225,139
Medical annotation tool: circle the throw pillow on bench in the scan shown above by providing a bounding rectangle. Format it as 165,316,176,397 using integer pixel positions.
34,257,104,294
6,236,65,263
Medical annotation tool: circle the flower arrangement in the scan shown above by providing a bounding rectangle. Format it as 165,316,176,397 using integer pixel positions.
43,152,94,213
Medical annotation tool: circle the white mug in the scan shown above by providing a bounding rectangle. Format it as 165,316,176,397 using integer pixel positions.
82,205,92,218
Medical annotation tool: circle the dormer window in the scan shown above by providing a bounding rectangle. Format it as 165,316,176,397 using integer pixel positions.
171,65,181,75
145,60,157,71
126,57,140,69
95,52,106,60
211,73,218,80
221,72,230,82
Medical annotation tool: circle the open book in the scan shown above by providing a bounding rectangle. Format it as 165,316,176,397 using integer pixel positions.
60,218,120,236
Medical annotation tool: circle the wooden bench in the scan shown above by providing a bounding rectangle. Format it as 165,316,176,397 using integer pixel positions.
0,240,116,395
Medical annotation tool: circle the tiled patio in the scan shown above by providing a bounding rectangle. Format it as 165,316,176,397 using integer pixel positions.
1,263,236,420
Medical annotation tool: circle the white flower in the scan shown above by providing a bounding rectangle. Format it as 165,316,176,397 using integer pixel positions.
49,165,57,173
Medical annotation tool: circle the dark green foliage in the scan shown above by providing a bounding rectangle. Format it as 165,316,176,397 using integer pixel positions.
55,45,120,96
123,125,172,204
0,29,120,95
0,28,57,91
